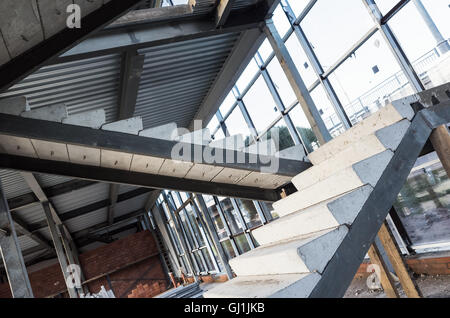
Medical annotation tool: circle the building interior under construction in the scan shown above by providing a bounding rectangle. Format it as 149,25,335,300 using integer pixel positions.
0,0,448,298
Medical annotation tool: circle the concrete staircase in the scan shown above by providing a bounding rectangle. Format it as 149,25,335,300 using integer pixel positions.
204,98,427,298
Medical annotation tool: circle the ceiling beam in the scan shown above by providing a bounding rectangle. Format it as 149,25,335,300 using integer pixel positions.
8,180,96,212
0,154,282,202
216,0,237,27
118,50,145,120
0,114,308,177
52,7,270,64
25,188,152,233
0,0,146,93
19,172,74,244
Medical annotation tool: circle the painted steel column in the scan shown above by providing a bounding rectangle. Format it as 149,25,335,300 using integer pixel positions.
42,202,78,298
363,0,425,93
412,0,450,54
263,19,332,145
194,194,233,279
281,1,352,129
0,179,33,298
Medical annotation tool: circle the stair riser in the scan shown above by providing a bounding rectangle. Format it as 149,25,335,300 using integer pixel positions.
274,151,393,218
253,185,373,246
308,100,414,165
293,120,410,191
230,227,348,277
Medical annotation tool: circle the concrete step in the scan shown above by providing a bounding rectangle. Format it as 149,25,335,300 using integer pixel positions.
229,226,347,276
62,109,106,129
101,117,143,135
273,150,393,218
0,96,30,115
203,272,321,298
21,104,68,122
176,128,211,145
253,185,373,246
308,100,414,165
209,134,244,150
139,122,178,141
292,120,410,191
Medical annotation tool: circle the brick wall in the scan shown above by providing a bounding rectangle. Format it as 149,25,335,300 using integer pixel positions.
0,230,168,298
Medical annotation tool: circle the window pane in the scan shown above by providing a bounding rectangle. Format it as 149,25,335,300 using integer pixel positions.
236,58,260,92
311,85,344,138
266,58,297,106
221,240,237,259
261,119,296,152
387,1,450,89
242,75,279,133
285,33,318,89
328,31,414,127
287,0,313,18
235,234,251,254
300,0,375,70
394,154,450,250
258,38,273,63
207,204,228,240
218,197,245,235
375,0,401,15
272,5,292,38
225,103,252,141
288,105,318,153
219,91,237,116
236,200,262,229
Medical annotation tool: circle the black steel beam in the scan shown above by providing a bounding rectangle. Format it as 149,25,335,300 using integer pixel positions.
8,180,96,211
25,188,152,233
0,114,310,177
0,0,146,93
75,223,138,248
117,50,145,119
0,154,281,203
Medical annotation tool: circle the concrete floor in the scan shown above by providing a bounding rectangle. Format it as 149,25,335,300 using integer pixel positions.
344,274,450,298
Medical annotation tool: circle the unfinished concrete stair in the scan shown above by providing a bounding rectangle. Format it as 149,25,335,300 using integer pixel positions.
203,98,424,298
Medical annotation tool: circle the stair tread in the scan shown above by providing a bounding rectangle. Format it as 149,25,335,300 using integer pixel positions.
229,226,348,276
274,150,393,218
253,185,373,246
308,100,414,165
292,120,410,191
203,273,321,298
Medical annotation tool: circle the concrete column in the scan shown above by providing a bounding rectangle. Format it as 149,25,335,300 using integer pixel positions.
412,0,450,54
0,179,33,298
42,202,78,298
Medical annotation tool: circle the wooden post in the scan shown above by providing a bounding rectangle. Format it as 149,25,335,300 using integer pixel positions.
367,243,400,298
429,125,450,178
377,222,421,298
